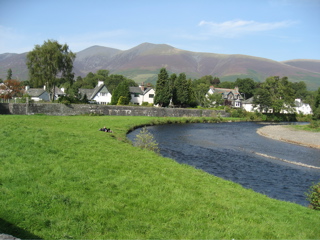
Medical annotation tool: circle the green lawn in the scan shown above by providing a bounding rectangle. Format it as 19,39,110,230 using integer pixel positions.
0,115,319,239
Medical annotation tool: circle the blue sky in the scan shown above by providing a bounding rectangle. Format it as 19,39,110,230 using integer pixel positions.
0,0,319,61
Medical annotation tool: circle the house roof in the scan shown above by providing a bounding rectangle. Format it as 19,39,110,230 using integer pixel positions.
129,87,153,95
26,88,47,97
79,84,110,100
209,86,243,100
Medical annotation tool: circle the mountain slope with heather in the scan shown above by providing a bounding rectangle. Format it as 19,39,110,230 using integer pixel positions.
0,43,319,90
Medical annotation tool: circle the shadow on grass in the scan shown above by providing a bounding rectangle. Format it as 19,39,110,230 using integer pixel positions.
0,218,41,239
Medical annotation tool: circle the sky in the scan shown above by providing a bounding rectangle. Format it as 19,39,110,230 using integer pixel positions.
0,0,319,61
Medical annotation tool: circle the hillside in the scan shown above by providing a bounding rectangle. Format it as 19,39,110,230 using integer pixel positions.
0,43,319,90
282,59,320,74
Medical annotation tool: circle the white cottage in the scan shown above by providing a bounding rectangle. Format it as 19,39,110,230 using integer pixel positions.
79,81,112,104
129,83,155,105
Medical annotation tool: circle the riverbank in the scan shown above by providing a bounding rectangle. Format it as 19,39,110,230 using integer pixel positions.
257,125,320,149
1,115,320,239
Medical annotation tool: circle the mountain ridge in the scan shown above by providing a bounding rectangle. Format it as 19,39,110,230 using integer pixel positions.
0,42,319,90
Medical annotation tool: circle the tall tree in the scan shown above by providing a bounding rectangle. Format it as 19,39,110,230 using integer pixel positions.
253,76,295,113
26,40,76,101
173,73,190,107
6,68,12,80
154,68,171,107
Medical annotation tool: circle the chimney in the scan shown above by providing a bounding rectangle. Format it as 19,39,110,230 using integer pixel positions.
140,82,145,92
98,81,104,87
25,86,30,91
43,85,46,90
235,86,239,92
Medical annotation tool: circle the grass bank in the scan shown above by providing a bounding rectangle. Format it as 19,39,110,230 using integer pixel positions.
0,115,319,239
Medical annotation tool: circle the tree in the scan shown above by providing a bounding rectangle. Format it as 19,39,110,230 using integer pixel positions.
234,78,256,99
172,73,191,107
154,68,171,107
26,40,76,101
111,80,131,105
207,92,224,107
6,68,12,80
0,79,24,99
253,76,295,113
313,87,320,119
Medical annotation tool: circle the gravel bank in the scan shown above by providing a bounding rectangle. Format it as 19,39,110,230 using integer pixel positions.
257,125,320,149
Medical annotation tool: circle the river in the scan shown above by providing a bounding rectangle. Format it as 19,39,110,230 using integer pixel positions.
127,122,320,206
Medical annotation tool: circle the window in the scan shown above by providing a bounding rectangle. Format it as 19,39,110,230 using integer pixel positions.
134,93,139,97
149,94,154,98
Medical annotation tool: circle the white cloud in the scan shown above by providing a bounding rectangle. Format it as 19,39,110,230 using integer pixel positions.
198,19,297,38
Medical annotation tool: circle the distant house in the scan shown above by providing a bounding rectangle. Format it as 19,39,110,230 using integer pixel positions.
294,99,313,115
207,86,243,108
25,86,50,102
129,83,155,105
242,97,313,115
79,81,112,104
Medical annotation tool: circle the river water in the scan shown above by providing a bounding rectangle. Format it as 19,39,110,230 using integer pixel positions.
127,122,320,206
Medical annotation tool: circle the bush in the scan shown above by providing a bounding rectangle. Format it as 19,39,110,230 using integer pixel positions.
306,182,320,210
133,127,160,154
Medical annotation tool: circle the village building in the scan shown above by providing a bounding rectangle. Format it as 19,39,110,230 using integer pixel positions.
79,81,112,104
207,86,243,108
242,97,312,115
129,83,155,105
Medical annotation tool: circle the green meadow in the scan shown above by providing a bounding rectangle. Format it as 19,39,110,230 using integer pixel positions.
0,115,319,239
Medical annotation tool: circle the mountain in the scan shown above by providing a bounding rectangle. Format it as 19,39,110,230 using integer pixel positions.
281,59,320,74
1,42,319,90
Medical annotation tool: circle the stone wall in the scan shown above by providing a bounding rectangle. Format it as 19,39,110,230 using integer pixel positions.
0,103,230,118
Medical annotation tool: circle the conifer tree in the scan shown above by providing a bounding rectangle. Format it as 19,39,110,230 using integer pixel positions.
154,68,171,107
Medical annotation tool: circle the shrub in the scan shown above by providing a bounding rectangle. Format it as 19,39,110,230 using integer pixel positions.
133,127,160,154
306,182,320,210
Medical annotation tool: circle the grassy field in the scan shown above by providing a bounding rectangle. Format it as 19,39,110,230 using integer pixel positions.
0,115,319,239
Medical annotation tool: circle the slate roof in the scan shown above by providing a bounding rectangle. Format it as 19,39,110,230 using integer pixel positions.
209,87,243,100
129,87,153,95
26,88,47,97
79,84,110,100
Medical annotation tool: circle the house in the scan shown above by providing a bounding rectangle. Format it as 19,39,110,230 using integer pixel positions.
129,83,155,105
25,86,50,102
207,86,243,108
79,81,112,104
242,97,313,115
293,99,312,115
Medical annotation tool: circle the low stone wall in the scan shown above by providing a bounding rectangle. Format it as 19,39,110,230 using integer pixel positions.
0,103,230,118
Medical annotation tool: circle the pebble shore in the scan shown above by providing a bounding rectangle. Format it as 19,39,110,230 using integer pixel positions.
257,125,320,149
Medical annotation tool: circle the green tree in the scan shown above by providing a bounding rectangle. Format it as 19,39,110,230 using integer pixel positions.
105,74,127,94
111,80,131,105
26,40,76,101
218,81,236,89
234,78,256,99
154,68,171,107
253,76,295,113
192,82,210,107
173,73,190,107
207,92,224,107
313,87,320,119
6,68,12,80
292,81,308,100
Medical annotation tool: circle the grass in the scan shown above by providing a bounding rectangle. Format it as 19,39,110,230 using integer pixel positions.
289,121,320,132
0,115,319,239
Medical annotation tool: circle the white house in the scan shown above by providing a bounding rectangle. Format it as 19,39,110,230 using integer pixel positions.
25,86,50,102
79,81,112,104
207,86,243,108
294,99,313,115
129,83,155,105
242,97,313,115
